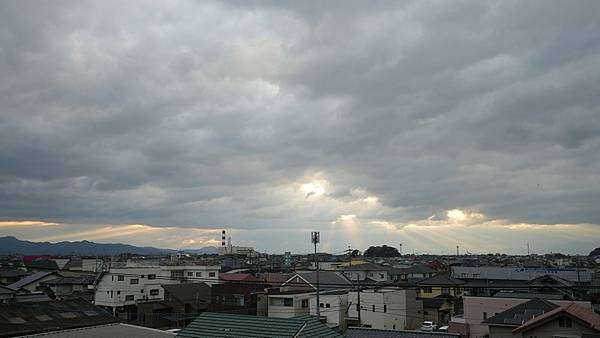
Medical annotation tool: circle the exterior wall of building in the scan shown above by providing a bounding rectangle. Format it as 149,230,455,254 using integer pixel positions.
267,293,313,318
343,270,388,282
488,326,515,338
94,265,220,309
419,286,462,299
211,282,265,315
309,293,348,329
347,288,421,331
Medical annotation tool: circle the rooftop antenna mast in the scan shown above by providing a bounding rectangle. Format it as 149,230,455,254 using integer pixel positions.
311,231,321,319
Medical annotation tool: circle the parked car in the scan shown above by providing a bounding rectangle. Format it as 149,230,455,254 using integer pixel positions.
438,325,449,332
420,321,437,331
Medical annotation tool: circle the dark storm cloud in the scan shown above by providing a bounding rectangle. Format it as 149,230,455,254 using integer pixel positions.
1,0,600,232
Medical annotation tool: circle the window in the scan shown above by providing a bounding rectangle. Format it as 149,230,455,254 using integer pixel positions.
187,272,193,277
442,287,450,294
472,273,480,278
148,274,156,280
558,317,572,328
483,312,487,320
393,325,396,330
384,305,387,312
326,304,331,308
372,305,375,312
369,273,374,277
424,311,429,315
171,270,184,279
423,287,432,293
141,289,144,293
150,289,159,296
130,278,139,284
302,299,309,308
117,291,120,295
356,304,359,311
283,298,293,307
379,273,385,279
118,275,124,281
320,303,324,308
196,272,202,277
209,272,216,277
461,273,467,278
125,295,134,301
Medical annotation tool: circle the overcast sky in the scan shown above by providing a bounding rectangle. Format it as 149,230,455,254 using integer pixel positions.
1,1,600,254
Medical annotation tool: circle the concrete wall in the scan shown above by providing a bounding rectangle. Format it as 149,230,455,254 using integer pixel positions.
268,293,312,318
310,293,348,329
348,288,421,330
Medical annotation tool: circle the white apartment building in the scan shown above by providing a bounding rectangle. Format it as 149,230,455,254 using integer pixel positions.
267,290,314,318
347,287,421,331
94,265,220,317
309,290,349,329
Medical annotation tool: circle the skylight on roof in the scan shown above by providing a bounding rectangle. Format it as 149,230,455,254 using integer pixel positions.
8,317,26,324
35,315,52,321
59,312,78,319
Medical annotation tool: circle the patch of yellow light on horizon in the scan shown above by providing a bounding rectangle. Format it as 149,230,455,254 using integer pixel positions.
0,220,60,228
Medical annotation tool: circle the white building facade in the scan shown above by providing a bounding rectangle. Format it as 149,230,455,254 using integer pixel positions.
94,265,220,316
347,287,421,331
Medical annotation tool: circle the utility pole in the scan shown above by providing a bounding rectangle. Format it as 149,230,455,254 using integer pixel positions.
456,245,459,256
311,231,321,319
356,275,361,327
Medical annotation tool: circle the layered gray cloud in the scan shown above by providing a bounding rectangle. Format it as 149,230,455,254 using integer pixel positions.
1,1,600,252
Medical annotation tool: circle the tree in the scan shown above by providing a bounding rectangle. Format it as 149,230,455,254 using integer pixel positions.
350,249,361,257
589,247,600,257
363,245,400,257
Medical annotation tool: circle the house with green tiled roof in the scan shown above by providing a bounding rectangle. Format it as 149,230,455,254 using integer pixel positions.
176,312,345,338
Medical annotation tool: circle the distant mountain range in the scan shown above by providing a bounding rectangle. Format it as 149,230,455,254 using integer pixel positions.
0,236,217,256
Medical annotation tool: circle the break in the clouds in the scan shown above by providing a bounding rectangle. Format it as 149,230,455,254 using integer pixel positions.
1,1,600,254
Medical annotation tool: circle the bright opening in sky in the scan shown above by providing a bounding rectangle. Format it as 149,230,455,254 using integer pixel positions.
301,181,326,199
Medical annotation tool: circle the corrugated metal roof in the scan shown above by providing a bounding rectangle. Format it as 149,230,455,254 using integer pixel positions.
176,312,344,338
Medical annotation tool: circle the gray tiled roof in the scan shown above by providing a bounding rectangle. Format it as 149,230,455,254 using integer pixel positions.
483,298,557,326
389,265,436,275
293,271,353,291
347,328,459,338
0,298,117,336
177,312,344,338
417,273,464,286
